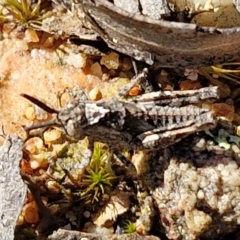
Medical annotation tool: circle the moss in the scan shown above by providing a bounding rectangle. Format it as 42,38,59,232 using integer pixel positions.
79,142,117,206
123,221,137,234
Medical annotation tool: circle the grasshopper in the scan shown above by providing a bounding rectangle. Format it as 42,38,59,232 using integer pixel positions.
21,71,219,152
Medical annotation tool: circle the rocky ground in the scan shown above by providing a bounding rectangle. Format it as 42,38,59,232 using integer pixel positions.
1,1,240,240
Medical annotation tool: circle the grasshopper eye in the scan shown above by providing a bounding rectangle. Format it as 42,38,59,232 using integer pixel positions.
65,119,85,139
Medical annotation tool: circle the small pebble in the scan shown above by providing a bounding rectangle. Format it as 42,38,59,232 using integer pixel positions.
83,211,91,218
45,180,61,194
66,52,86,68
232,144,240,154
197,190,205,200
102,73,110,81
25,106,36,120
29,159,41,169
29,154,48,169
91,62,103,77
24,29,39,43
22,202,39,224
88,88,102,101
42,36,55,48
43,128,62,142
184,68,199,81
100,52,119,69
15,39,29,51
195,138,206,151
221,169,229,177
236,126,240,137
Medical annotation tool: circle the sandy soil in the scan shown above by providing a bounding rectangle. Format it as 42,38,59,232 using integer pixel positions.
0,37,128,145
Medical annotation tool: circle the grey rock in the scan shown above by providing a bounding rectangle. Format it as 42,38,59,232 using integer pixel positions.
49,229,160,240
0,135,26,240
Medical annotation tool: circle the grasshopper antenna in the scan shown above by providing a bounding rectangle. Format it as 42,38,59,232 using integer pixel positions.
21,94,59,114
21,94,60,131
22,120,58,131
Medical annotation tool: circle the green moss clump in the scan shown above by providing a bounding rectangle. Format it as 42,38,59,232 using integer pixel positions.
79,143,116,206
123,221,137,234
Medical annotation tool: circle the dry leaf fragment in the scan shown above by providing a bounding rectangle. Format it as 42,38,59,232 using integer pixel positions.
93,192,130,227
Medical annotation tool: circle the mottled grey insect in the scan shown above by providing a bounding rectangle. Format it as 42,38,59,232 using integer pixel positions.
21,74,219,152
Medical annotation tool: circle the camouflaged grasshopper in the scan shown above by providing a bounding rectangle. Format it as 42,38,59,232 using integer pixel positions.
21,70,219,151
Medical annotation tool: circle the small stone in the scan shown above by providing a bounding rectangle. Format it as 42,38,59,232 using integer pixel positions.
100,52,119,69
42,36,55,48
29,154,48,169
15,39,29,51
221,169,229,177
60,92,71,106
232,144,240,154
29,159,41,169
227,160,238,170
102,73,110,81
84,211,91,218
88,88,102,101
25,137,44,154
25,106,36,120
2,23,16,38
66,52,86,68
34,104,48,120
184,68,199,81
197,190,205,200
43,128,62,142
90,62,103,77
45,180,61,194
195,138,206,151
236,126,240,137
22,202,39,224
24,29,39,43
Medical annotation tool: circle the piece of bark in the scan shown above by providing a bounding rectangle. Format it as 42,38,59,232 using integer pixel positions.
0,135,26,240
79,0,240,68
48,229,161,240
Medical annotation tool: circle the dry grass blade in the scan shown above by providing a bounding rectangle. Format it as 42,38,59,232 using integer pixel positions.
201,63,240,84
0,0,42,26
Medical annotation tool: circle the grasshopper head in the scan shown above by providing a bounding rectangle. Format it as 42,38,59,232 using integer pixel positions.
21,94,86,140
56,101,87,139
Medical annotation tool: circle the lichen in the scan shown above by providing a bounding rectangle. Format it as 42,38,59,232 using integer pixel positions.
205,128,240,150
